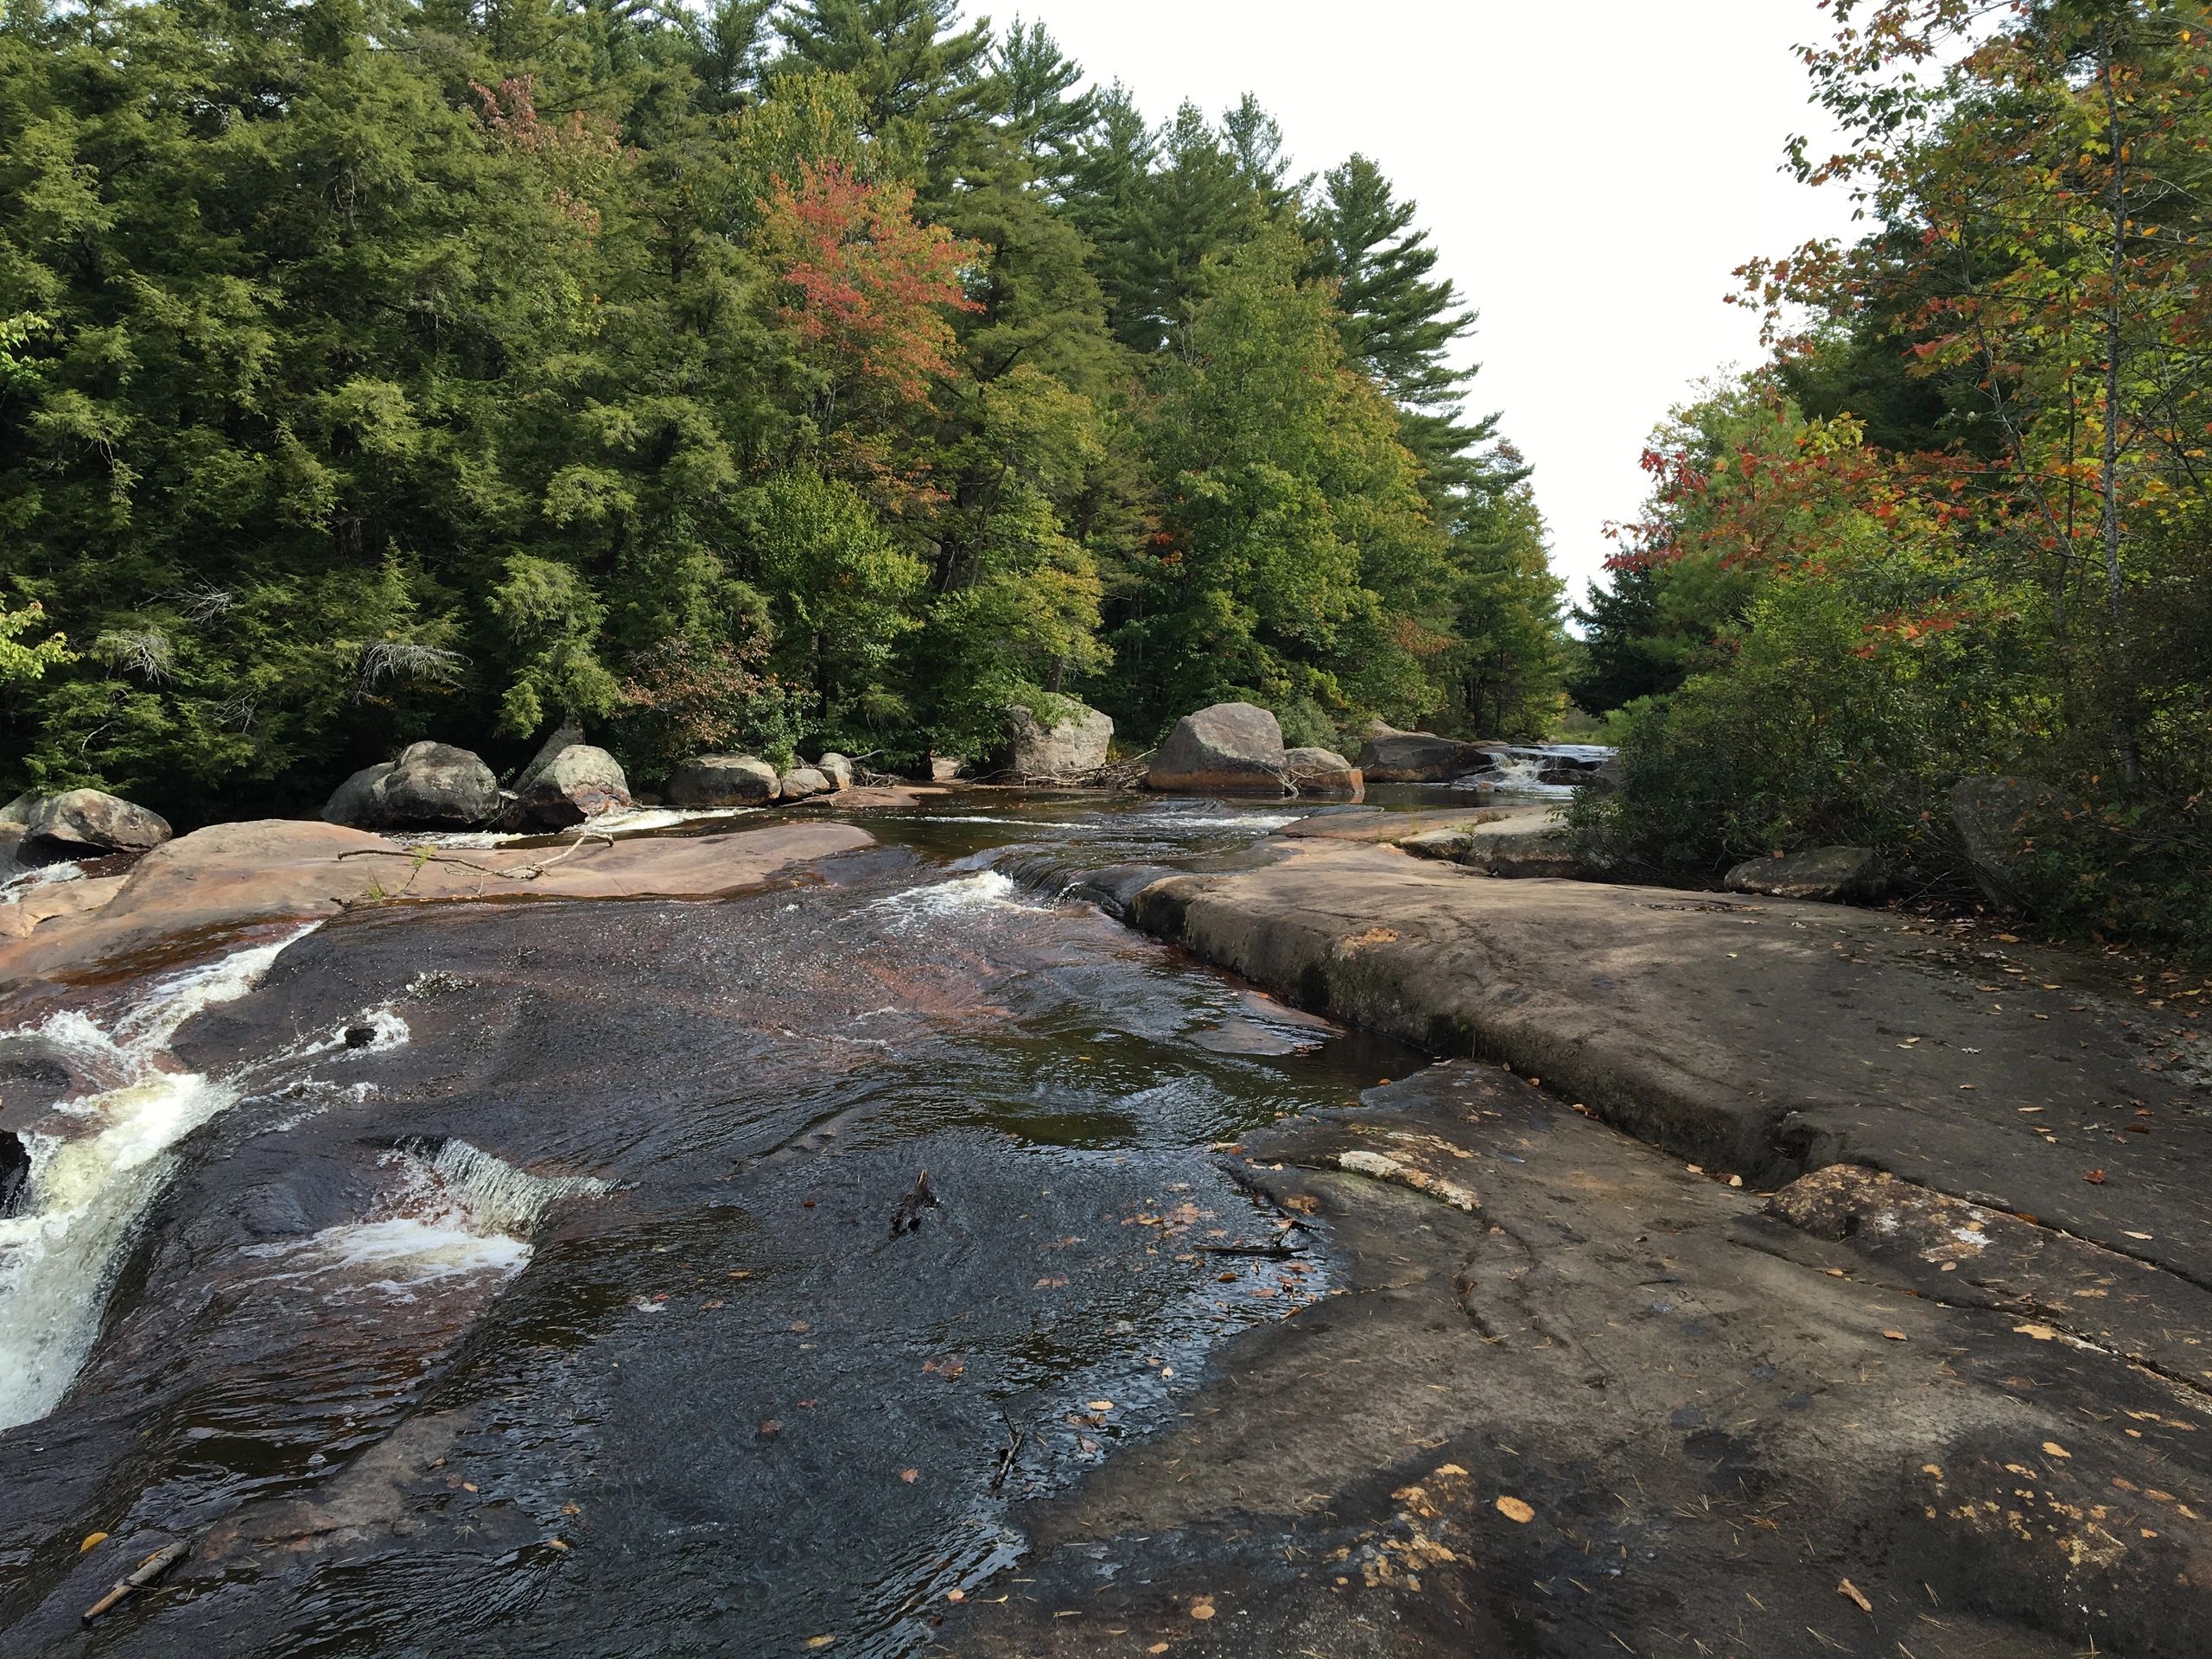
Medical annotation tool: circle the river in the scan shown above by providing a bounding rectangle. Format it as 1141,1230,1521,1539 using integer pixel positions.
0,789,1477,1656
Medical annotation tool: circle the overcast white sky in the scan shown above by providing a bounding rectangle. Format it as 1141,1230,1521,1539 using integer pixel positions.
1004,0,1864,607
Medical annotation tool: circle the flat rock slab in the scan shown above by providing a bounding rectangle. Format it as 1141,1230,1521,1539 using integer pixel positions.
0,817,874,993
1122,839,2212,1285
950,1064,2209,1657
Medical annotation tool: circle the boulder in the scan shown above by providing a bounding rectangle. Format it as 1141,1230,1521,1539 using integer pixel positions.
22,788,172,854
664,755,780,807
0,791,35,829
516,721,585,790
1950,775,2060,911
1581,754,1625,796
1004,702,1113,781
516,743,632,827
1282,746,1363,802
779,766,831,801
1146,702,1288,795
930,756,965,783
1354,730,1495,783
816,753,856,791
322,741,499,829
1725,846,1886,904
321,763,395,827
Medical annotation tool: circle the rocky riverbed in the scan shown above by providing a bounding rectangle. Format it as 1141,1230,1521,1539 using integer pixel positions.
1,784,2206,1656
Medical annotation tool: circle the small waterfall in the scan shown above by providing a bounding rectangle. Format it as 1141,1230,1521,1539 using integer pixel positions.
0,929,316,1432
405,1137,612,1235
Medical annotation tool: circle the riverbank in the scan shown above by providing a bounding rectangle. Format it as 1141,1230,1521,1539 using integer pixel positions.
942,816,2212,1657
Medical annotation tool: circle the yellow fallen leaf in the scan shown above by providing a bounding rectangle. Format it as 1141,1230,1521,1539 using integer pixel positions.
1148,1647,1170,1656
1496,1495,1535,1524
1880,1330,1907,1342
1839,1578,1872,1612
2043,1441,2071,1459
1086,1400,1116,1412
946,1589,965,1604
806,1638,836,1650
2014,1322,2058,1340
1189,1599,1216,1620
79,1531,107,1553
1436,1463,1469,1477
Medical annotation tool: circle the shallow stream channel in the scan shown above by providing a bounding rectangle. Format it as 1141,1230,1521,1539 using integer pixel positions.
0,791,1475,1656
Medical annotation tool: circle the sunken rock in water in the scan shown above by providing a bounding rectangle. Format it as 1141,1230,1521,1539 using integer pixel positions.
1950,775,2060,912
324,741,499,828
1004,702,1113,781
1725,846,1886,904
21,788,172,855
664,755,780,806
516,743,631,827
779,766,831,801
1146,702,1287,795
816,753,855,791
1282,747,1363,801
1354,729,1494,783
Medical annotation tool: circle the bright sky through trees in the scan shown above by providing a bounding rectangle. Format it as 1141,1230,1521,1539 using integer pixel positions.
1011,0,1860,604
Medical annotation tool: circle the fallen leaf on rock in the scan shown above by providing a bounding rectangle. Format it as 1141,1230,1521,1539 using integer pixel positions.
1496,1495,1535,1524
1189,1599,1216,1620
1035,1276,1067,1288
2084,1169,2107,1185
562,1503,581,1516
1077,1434,1102,1453
1217,1272,1236,1283
923,1355,966,1380
759,1420,783,1437
1437,1463,1468,1476
805,1638,835,1650
946,1589,965,1604
1839,1579,1872,1613
790,1319,810,1332
1880,1330,1908,1342
703,1300,724,1309
1282,1193,1320,1214
899,1468,918,1484
79,1532,106,1553
1148,1646,1170,1656
2043,1441,2071,1459
1087,1400,1116,1412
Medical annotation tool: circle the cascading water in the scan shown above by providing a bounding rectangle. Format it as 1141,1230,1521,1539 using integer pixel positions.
0,927,317,1431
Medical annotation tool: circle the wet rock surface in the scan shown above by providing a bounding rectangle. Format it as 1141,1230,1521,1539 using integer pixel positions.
950,1062,2198,1657
4,786,2209,1656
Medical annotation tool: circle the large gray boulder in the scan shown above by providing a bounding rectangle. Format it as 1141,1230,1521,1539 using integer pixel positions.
1950,776,2059,911
1004,702,1113,781
816,753,855,791
1283,746,1363,802
1726,846,1886,904
0,791,35,829
1355,730,1495,783
22,788,172,854
516,743,632,827
516,722,585,791
320,763,394,827
779,766,831,801
323,741,499,829
1146,702,1288,795
664,755,780,807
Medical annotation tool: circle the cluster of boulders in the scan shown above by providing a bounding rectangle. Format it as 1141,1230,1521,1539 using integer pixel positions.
1141,703,1363,800
313,727,880,831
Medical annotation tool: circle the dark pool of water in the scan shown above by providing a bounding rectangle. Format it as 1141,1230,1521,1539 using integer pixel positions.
0,797,1418,1656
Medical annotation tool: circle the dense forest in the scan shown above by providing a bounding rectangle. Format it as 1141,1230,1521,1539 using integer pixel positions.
1570,0,2212,960
0,0,1566,821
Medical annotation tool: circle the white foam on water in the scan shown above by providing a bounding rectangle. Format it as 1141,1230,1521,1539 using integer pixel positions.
0,927,317,1432
0,861,85,906
400,805,757,850
238,1140,602,1306
1146,813,1300,831
872,869,1025,926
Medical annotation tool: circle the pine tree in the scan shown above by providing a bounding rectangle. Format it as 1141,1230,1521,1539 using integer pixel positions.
993,17,1094,194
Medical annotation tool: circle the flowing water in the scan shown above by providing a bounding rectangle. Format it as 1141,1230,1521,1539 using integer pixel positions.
0,792,1458,1656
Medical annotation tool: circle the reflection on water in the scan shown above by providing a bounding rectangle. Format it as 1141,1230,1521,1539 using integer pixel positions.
0,791,1418,1657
